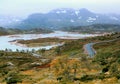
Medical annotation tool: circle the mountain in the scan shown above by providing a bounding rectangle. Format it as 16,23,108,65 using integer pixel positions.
0,15,23,28
62,24,120,33
1,8,120,29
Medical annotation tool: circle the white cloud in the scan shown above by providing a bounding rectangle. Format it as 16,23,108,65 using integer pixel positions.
0,0,120,16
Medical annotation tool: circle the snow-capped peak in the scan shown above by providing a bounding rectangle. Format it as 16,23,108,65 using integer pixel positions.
75,10,80,16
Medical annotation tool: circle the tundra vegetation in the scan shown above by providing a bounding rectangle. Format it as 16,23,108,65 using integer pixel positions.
0,27,53,36
0,32,120,84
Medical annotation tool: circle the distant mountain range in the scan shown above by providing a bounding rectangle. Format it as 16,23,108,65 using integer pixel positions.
0,15,23,28
1,8,120,29
62,24,120,33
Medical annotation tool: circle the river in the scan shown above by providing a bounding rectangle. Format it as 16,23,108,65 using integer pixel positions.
0,31,98,51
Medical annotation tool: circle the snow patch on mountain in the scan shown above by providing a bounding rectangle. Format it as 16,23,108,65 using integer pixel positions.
56,11,60,14
61,10,67,13
110,16,118,20
70,19,75,22
87,17,97,23
0,16,23,27
87,20,93,23
78,16,82,19
56,10,67,13
75,10,80,16
88,17,97,21
96,15,99,18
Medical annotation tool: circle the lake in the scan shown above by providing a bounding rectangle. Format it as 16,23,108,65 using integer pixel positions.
0,31,98,51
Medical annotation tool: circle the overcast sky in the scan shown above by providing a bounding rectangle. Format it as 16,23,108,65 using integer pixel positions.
0,0,120,17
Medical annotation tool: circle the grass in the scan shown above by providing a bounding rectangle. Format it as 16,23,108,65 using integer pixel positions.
17,37,74,47
0,32,120,83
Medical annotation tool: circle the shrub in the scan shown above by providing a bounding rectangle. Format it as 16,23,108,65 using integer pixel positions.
5,72,22,84
80,75,94,81
102,66,109,73
116,73,120,79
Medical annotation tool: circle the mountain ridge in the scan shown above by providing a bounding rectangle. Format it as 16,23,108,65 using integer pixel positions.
1,8,120,29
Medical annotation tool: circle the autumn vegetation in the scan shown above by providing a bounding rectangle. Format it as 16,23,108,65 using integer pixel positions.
0,32,120,84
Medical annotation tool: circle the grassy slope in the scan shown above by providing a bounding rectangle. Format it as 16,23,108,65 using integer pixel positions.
0,32,120,83
0,27,53,36
62,24,120,33
17,38,74,47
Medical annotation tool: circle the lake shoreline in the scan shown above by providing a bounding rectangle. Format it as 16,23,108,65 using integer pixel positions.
0,31,100,51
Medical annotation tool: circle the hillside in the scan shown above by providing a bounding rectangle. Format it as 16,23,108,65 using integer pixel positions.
0,27,53,35
13,8,120,29
0,15,23,28
0,31,120,83
62,24,120,33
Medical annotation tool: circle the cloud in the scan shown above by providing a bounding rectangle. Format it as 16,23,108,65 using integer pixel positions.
0,0,120,16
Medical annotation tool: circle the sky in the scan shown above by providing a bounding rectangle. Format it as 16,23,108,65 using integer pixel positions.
0,0,120,17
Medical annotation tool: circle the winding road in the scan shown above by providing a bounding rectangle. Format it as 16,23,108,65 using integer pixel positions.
84,43,96,57
84,38,120,57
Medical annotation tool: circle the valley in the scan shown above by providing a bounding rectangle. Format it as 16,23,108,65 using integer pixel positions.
0,29,120,83
0,3,120,83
